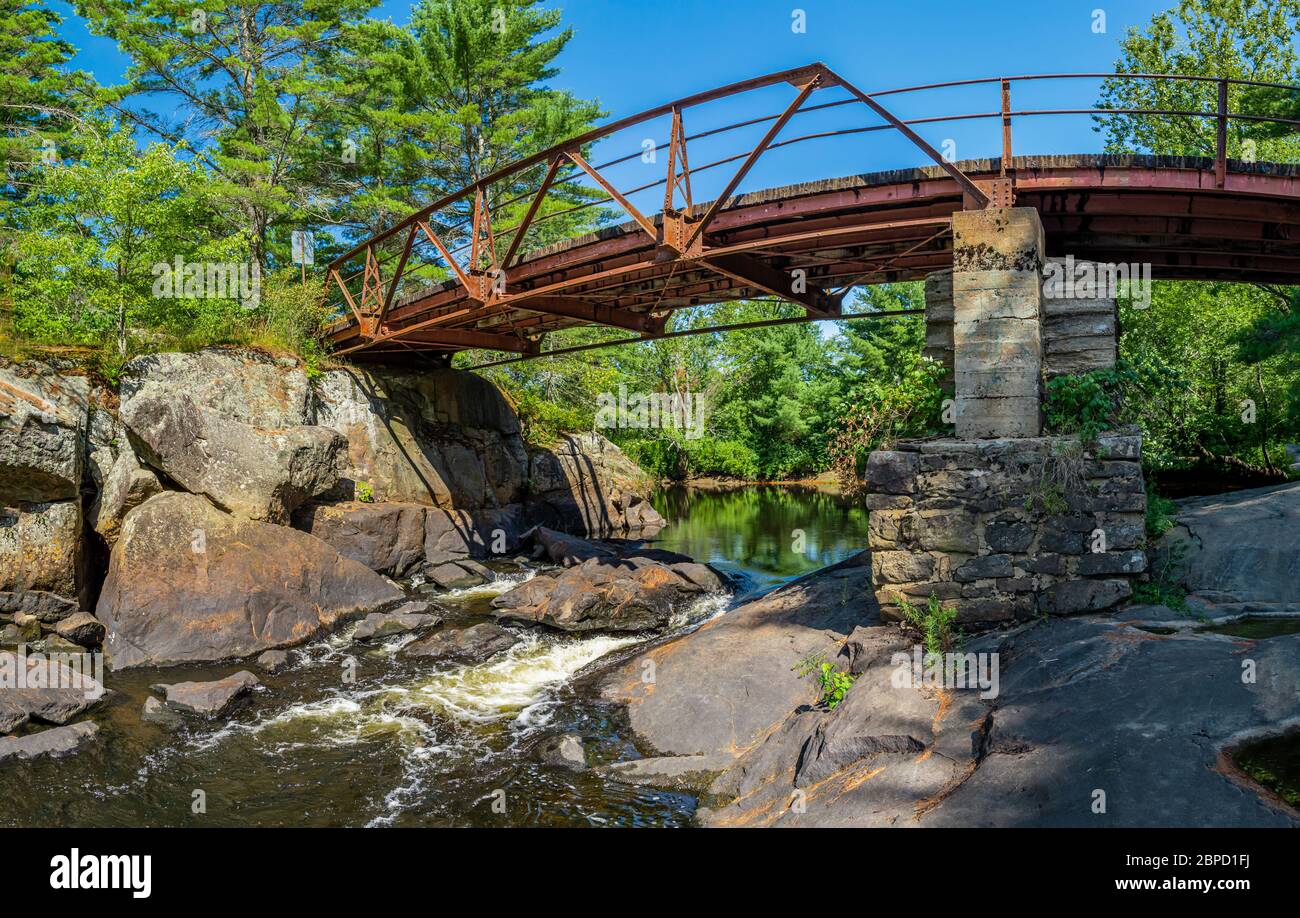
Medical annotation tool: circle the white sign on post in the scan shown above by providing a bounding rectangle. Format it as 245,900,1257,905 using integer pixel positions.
291,230,314,266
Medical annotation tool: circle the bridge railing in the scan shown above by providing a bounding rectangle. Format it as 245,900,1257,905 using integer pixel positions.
322,64,1300,343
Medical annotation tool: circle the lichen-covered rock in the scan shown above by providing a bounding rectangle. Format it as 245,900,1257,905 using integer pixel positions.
121,392,344,524
0,501,82,599
120,350,311,429
96,492,406,669
87,444,163,546
0,364,89,504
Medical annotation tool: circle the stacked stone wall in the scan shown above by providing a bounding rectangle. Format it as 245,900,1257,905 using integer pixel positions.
864,432,1147,626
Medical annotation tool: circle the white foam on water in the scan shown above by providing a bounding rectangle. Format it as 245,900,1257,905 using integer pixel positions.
437,568,538,603
397,630,639,726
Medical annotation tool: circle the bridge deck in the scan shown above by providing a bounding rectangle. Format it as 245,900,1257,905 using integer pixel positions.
329,153,1300,359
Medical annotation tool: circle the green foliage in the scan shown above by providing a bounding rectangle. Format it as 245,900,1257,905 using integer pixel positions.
792,651,856,711
76,0,376,267
1145,483,1178,540
1097,0,1300,162
1134,538,1190,612
1043,363,1138,443
816,662,856,711
896,593,962,656
1120,282,1300,478
355,481,375,502
306,0,603,247
0,0,93,225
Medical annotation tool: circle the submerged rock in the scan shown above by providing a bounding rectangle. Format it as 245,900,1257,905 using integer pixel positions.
96,492,406,669
151,671,260,718
140,696,184,728
401,623,520,665
538,733,586,770
256,649,291,674
0,721,99,763
352,604,440,641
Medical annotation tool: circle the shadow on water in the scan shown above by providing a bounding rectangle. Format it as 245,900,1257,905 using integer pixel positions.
1230,730,1300,811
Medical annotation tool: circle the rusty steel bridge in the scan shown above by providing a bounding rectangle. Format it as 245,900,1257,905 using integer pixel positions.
323,63,1300,361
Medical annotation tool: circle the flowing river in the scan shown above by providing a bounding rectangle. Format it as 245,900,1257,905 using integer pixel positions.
1,484,869,827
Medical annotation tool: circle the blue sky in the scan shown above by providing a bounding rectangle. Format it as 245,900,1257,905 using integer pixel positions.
53,0,1178,220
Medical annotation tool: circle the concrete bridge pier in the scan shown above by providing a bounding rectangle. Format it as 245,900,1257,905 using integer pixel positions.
950,207,1045,438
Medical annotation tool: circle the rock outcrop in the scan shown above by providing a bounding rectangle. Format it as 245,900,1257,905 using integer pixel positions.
96,492,406,668
1158,481,1300,610
493,535,724,633
598,547,1300,828
313,365,529,508
598,554,872,756
0,364,88,504
5,348,663,671
121,391,344,525
0,364,89,614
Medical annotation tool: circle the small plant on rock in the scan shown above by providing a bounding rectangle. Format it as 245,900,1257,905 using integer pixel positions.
896,593,962,656
793,652,857,711
355,481,375,503
817,662,856,710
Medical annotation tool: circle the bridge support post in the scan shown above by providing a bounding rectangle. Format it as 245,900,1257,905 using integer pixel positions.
951,207,1045,438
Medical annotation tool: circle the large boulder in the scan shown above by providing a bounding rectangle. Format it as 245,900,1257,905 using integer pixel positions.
696,617,1300,828
96,492,406,669
598,554,873,756
0,500,82,599
490,552,714,633
312,365,529,508
120,350,311,429
293,501,428,576
121,392,344,524
0,364,89,504
87,442,163,546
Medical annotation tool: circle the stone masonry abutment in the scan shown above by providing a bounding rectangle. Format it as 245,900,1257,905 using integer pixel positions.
865,207,1146,627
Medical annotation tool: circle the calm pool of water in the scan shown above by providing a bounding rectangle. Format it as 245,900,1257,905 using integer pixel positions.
649,483,871,598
